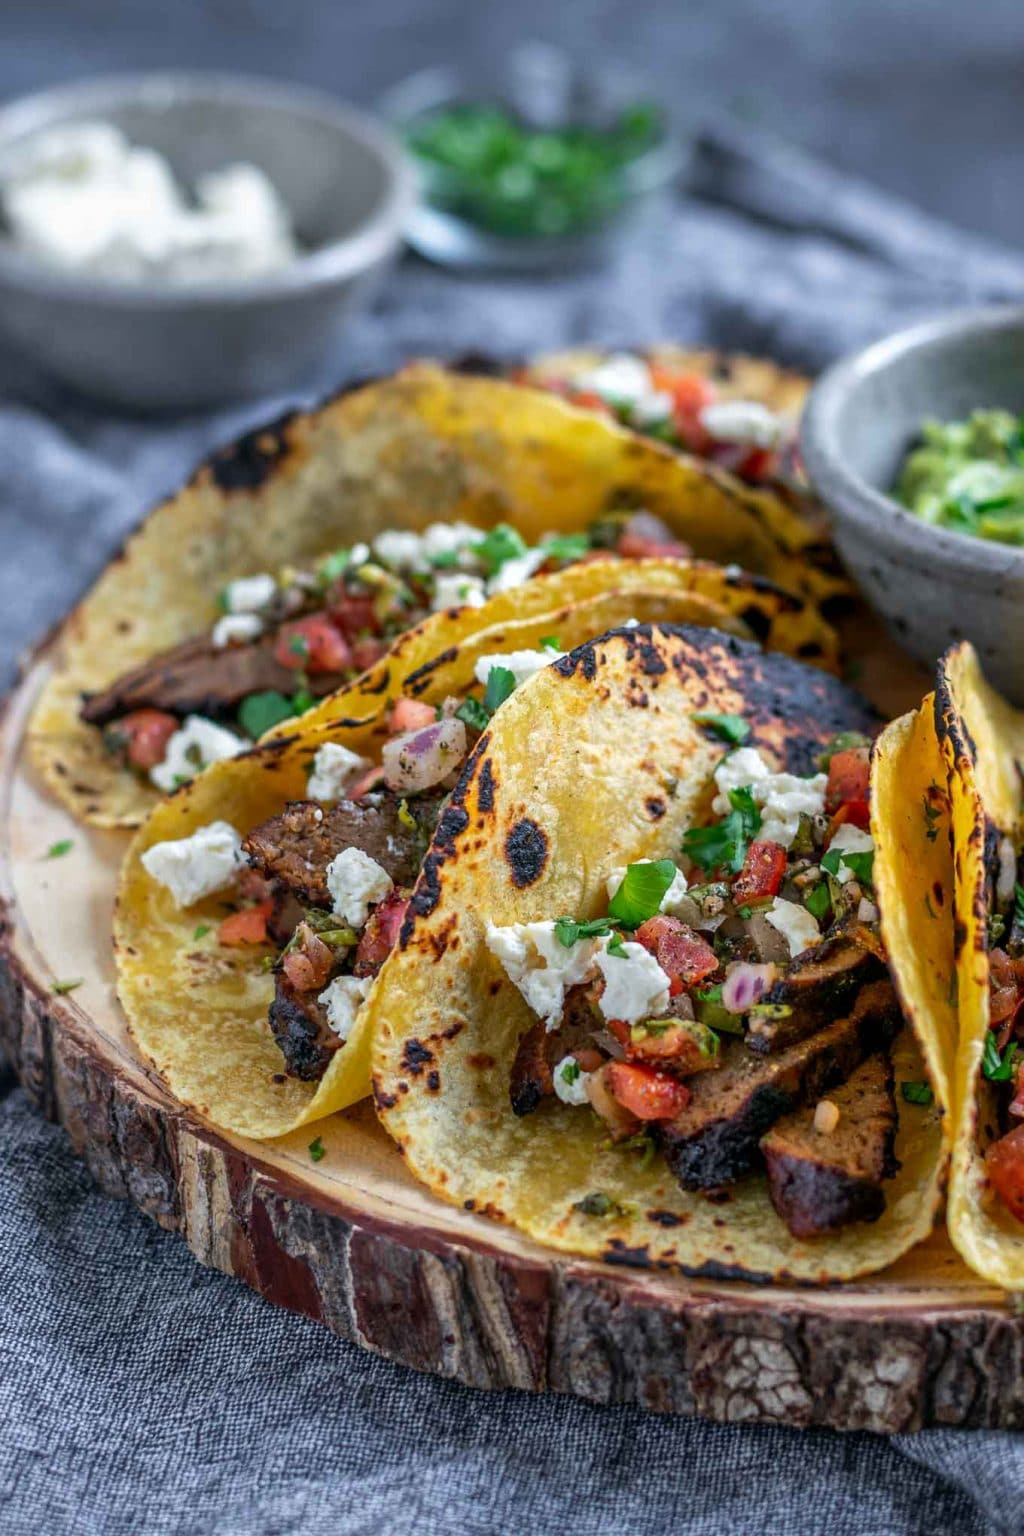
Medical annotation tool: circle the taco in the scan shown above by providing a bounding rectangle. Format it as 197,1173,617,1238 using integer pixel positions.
369,624,946,1282
30,363,837,830
934,642,1024,1288
115,570,799,1140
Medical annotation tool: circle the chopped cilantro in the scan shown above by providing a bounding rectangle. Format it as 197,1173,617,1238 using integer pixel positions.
473,524,527,575
553,916,615,948
1016,882,1024,929
690,712,751,746
804,882,831,920
901,1080,934,1106
540,532,591,563
681,785,761,874
291,688,316,716
193,924,211,941
51,978,83,996
184,742,206,770
607,859,677,928
482,665,516,714
288,633,310,660
560,1058,581,1085
238,690,295,738
573,1191,627,1218
428,549,461,568
539,634,561,652
923,790,942,842
44,839,73,860
318,549,351,583
605,931,628,958
308,1136,326,1163
695,983,723,1003
456,696,491,733
612,1132,657,1171
983,1031,1019,1082
821,846,874,886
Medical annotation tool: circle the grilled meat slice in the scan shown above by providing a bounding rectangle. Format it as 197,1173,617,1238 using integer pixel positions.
244,792,443,905
761,1051,899,1237
746,930,885,1054
268,970,339,1081
510,985,598,1116
81,633,344,728
659,979,901,1190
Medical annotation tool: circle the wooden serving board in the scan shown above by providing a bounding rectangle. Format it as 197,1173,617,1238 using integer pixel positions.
3,627,1024,1434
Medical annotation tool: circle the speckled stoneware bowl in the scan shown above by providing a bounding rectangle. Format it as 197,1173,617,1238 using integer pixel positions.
0,72,414,411
801,307,1024,704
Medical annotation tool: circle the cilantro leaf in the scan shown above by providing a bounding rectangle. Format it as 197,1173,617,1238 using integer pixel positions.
291,688,315,716
804,882,831,920
821,846,874,886
983,1031,1019,1082
288,633,310,660
45,839,73,860
308,1137,326,1163
901,1080,934,1106
319,549,351,584
473,524,527,575
681,786,761,874
540,533,591,564
1016,882,1024,929
607,859,678,928
51,978,83,996
456,696,491,732
691,712,751,746
559,1059,581,1085
482,666,516,714
573,1191,629,1218
428,549,461,568
238,690,295,738
193,924,211,941
605,931,628,958
539,634,561,652
553,916,614,948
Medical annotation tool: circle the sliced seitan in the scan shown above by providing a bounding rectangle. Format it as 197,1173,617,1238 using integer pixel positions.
268,970,340,1081
658,979,901,1190
510,985,598,1116
243,792,443,905
760,1051,899,1237
746,929,885,1054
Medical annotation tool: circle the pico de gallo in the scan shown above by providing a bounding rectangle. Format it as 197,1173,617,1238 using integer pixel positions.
980,832,1024,1223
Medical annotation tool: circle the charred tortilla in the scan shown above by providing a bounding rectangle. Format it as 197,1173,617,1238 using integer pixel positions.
369,625,945,1283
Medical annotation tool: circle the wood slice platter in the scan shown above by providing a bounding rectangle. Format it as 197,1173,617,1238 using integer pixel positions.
4,626,1024,1433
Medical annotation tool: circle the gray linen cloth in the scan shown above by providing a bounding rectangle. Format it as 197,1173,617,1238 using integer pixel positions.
3,131,1024,1536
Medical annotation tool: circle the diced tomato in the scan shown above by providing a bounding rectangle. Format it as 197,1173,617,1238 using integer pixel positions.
826,801,872,840
217,900,272,947
282,925,334,992
389,696,438,734
328,591,379,640
350,636,387,671
567,389,612,415
732,840,788,904
731,446,778,482
616,530,693,561
274,613,352,675
826,748,871,820
987,1124,1024,1223
605,1061,691,1121
348,763,385,800
989,949,1024,1033
634,915,718,987
110,709,179,770
354,890,410,976
648,369,717,452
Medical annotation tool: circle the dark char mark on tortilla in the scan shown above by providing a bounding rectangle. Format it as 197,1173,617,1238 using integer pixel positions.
206,411,298,492
399,740,493,943
505,818,548,888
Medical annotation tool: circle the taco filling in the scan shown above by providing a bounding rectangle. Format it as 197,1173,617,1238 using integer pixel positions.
84,513,689,793
972,829,1024,1222
485,729,906,1238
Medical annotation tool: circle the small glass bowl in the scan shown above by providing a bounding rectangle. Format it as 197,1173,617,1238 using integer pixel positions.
378,45,684,272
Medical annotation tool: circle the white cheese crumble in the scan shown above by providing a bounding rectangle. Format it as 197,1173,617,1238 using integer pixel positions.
711,746,826,849
224,572,277,613
432,571,487,611
764,898,821,958
826,823,875,884
605,860,689,915
372,522,481,574
140,820,243,908
149,715,245,793
595,940,671,1024
474,647,564,692
325,847,393,929
318,974,372,1041
553,1055,592,1106
307,742,370,803
0,123,297,283
485,546,549,595
212,612,263,648
485,920,603,1029
576,353,651,405
699,399,786,449
814,1099,840,1135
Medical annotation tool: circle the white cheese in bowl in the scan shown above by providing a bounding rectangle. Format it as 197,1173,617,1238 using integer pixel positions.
0,121,298,283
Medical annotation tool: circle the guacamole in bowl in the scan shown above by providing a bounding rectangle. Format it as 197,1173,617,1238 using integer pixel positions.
897,411,1024,546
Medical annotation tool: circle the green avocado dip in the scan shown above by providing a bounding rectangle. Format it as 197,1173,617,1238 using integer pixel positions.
896,410,1024,545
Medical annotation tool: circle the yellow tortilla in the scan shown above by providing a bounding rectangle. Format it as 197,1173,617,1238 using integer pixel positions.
370,625,945,1283
116,583,767,1140
30,364,837,830
936,643,1024,1289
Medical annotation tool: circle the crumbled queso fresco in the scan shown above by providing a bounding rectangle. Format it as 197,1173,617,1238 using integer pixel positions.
140,820,244,908
0,122,298,283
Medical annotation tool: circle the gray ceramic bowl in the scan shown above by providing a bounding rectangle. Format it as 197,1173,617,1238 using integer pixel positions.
801,307,1024,703
0,72,414,411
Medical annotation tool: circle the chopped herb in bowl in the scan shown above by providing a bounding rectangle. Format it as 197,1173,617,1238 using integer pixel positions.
896,410,1024,546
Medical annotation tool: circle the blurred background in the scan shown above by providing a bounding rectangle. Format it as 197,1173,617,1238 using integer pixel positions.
5,0,1023,243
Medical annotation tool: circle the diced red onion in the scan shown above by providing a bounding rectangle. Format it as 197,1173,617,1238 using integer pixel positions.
721,962,777,1014
857,898,879,923
382,718,468,793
